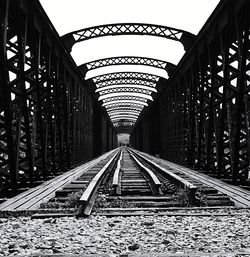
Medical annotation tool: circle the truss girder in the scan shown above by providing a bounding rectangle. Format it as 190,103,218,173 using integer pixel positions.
105,102,144,110
99,92,153,102
148,0,250,183
61,23,196,52
95,79,157,89
92,72,161,83
110,114,138,121
108,110,141,116
0,0,96,196
83,56,171,71
102,95,148,104
111,117,137,122
96,84,157,93
98,87,155,97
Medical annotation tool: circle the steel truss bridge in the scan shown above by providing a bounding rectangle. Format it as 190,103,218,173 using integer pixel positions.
0,0,249,196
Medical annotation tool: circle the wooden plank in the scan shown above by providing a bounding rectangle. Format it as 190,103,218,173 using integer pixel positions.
0,149,117,211
134,149,250,207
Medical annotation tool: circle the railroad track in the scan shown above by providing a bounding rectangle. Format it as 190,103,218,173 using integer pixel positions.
2,147,250,218
42,147,236,217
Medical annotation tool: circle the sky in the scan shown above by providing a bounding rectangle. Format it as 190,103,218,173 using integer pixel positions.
39,0,220,127
40,0,220,75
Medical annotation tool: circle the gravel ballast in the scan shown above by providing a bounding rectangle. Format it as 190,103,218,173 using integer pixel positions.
0,209,250,256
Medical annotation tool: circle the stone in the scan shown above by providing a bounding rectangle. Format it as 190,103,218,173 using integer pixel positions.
128,243,140,251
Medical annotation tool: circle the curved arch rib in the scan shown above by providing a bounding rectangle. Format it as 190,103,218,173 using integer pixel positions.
96,84,157,93
102,99,148,107
105,102,144,110
98,88,156,98
95,79,157,89
108,110,141,116
91,71,162,83
110,114,139,119
78,56,176,75
61,23,196,52
111,117,137,122
99,92,153,101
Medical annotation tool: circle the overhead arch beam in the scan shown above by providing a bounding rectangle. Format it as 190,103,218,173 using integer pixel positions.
96,84,157,93
110,114,139,120
109,111,140,117
98,87,156,97
105,102,144,109
78,56,176,76
102,98,148,107
61,23,196,52
95,79,157,89
98,92,153,101
106,106,144,113
108,109,141,115
91,72,162,84
111,117,137,122
106,105,143,111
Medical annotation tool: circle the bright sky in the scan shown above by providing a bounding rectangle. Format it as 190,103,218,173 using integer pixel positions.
39,0,220,127
40,0,220,68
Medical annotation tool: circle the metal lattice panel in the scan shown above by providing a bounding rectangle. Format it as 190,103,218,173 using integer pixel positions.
83,56,170,70
111,117,137,122
98,87,155,96
95,79,157,89
105,102,144,109
110,115,139,120
92,72,161,83
99,92,153,101
61,23,196,52
102,96,148,107
108,110,141,116
101,95,150,103
96,84,157,93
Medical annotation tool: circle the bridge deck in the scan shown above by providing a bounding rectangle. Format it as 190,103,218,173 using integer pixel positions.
0,150,116,211
1,149,250,212
133,150,250,208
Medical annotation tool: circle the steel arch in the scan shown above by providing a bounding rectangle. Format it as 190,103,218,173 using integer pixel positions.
111,117,137,122
108,110,141,116
61,23,196,52
95,79,157,89
91,71,162,83
98,87,156,96
99,92,153,101
102,98,148,107
96,84,157,93
78,56,176,75
105,102,144,110
110,114,139,119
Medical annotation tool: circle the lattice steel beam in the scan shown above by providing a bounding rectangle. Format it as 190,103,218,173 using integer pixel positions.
112,117,137,122
78,56,176,75
102,98,148,107
61,23,196,52
95,79,157,89
98,87,155,97
96,84,157,93
105,102,144,110
110,114,139,120
108,110,141,116
100,93,152,102
91,72,161,83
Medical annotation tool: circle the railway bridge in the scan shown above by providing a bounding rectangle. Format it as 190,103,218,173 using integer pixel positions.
0,0,250,198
